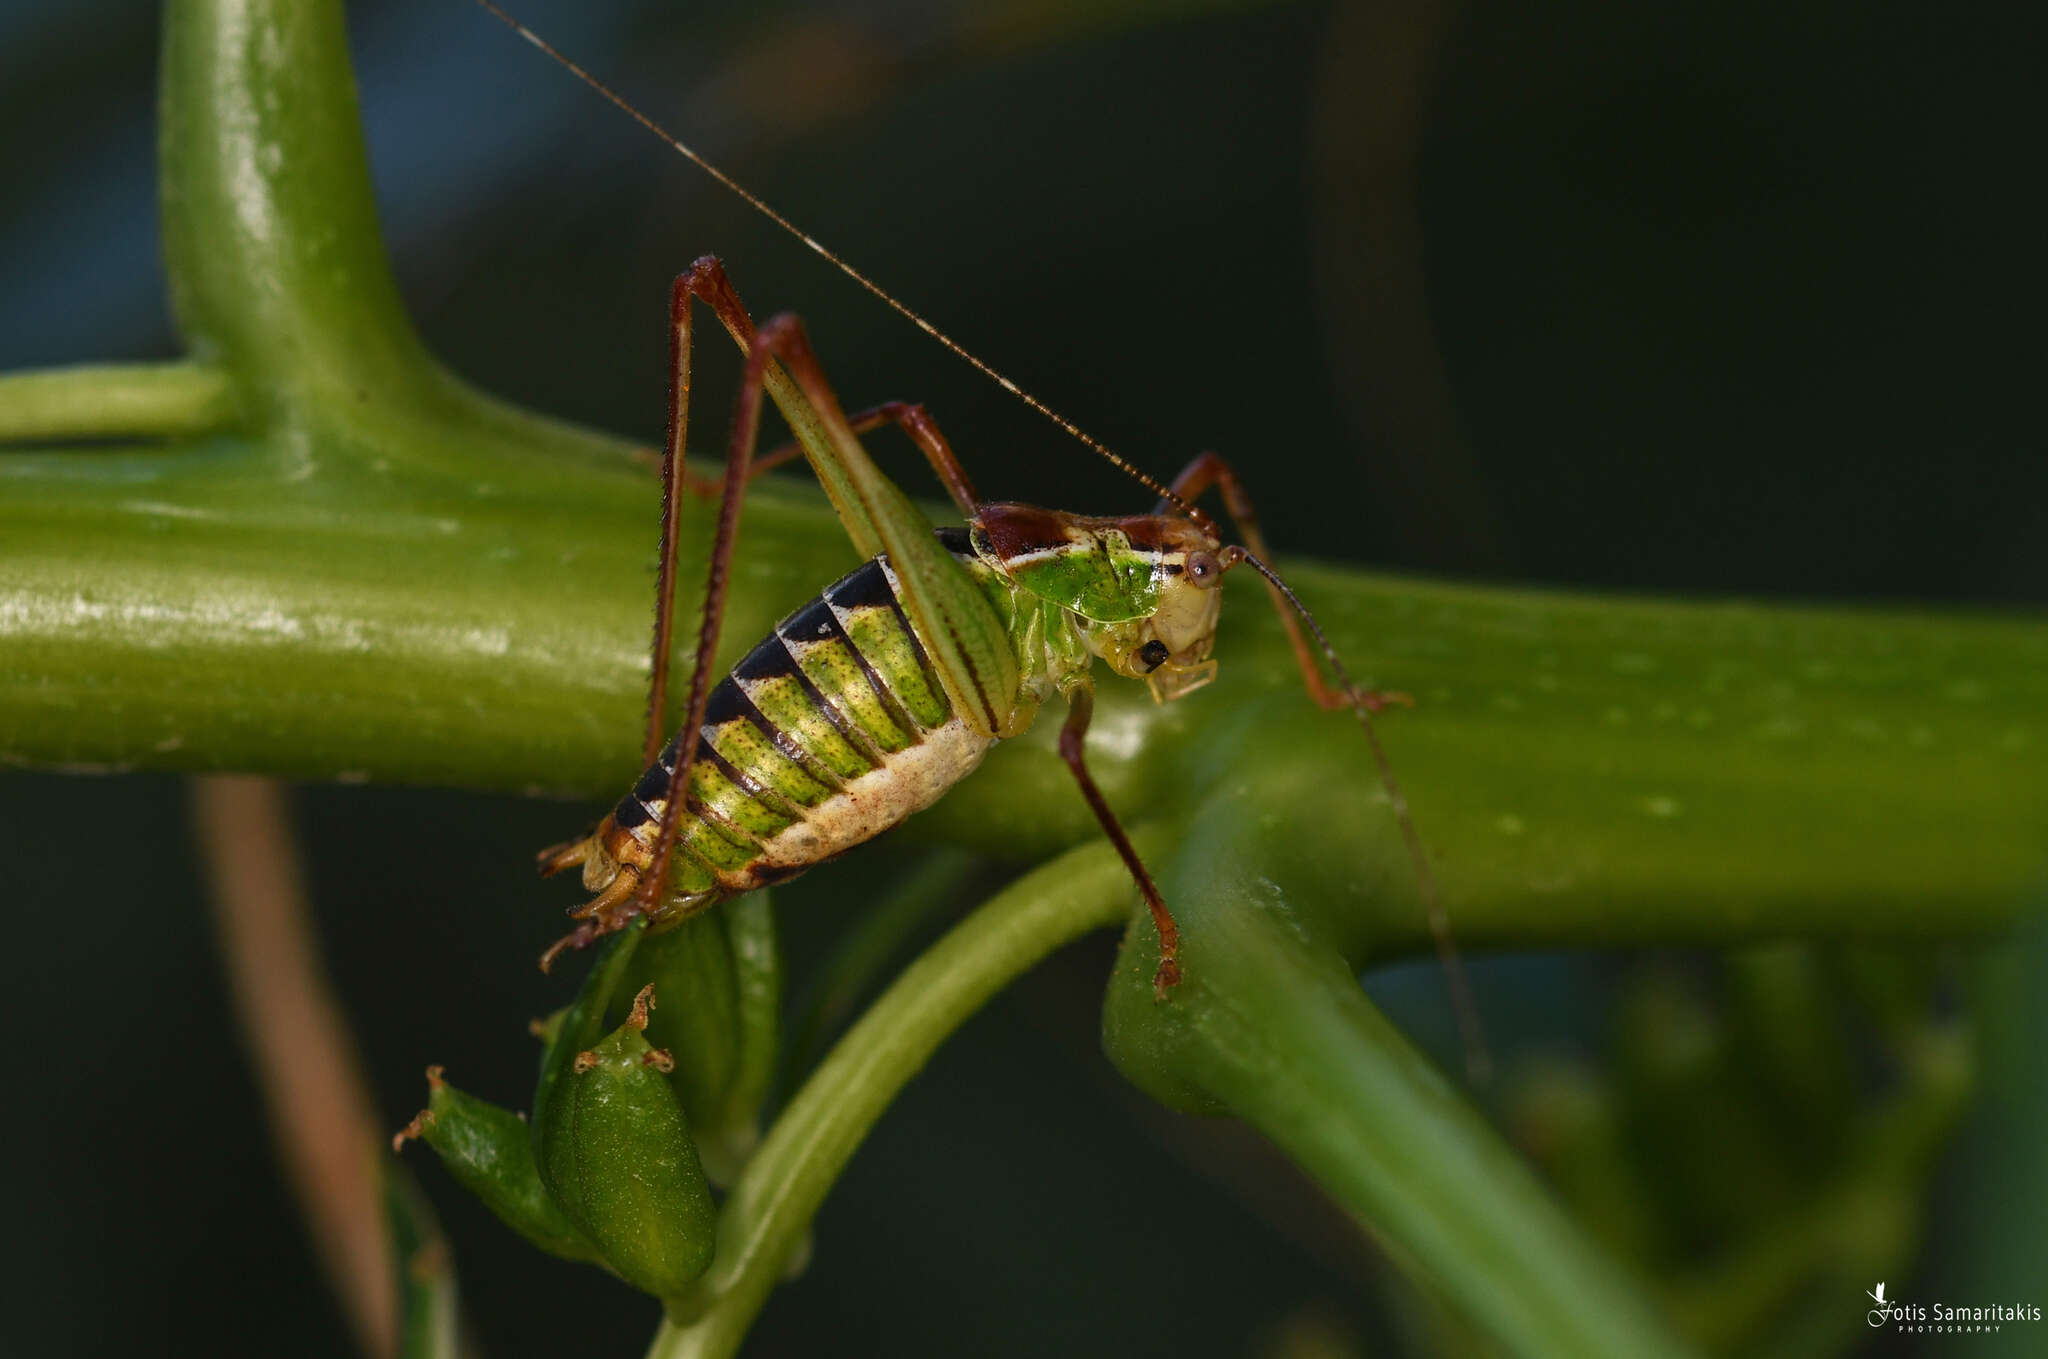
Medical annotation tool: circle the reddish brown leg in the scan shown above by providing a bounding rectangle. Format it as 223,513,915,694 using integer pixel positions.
737,401,982,516
533,270,716,961
549,258,784,961
624,260,953,945
674,442,804,499
1057,682,1181,1000
847,402,982,515
646,259,983,764
642,267,704,769
641,257,859,763
675,400,981,515
540,870,639,973
634,311,820,934
556,256,987,966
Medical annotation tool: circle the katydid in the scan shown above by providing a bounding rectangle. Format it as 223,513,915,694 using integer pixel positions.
481,4,1481,1050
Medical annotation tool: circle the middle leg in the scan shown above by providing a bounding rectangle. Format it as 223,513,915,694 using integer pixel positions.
743,400,983,516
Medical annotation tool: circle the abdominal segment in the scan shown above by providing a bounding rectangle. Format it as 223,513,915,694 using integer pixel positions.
595,552,996,916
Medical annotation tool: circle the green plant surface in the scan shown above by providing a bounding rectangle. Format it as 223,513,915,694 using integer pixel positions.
10,429,2040,939
2,0,2043,1356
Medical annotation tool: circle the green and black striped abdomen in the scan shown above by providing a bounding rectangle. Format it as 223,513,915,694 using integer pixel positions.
597,532,999,912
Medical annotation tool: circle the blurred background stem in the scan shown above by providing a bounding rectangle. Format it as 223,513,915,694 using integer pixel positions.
191,776,397,1359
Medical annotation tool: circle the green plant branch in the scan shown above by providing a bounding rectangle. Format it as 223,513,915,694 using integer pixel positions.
646,835,1152,1359
1103,738,1702,1357
159,0,437,431
4,0,2040,948
783,847,985,1076
0,362,240,444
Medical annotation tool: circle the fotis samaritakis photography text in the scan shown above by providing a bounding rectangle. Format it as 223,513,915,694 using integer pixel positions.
1866,1281,2042,1338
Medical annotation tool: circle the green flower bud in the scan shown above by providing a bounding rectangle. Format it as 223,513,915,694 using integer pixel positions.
536,983,717,1297
532,924,646,1122
393,1067,598,1264
622,891,780,1183
624,915,737,1124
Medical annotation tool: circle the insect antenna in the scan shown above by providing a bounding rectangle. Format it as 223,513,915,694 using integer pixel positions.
473,0,1211,532
1229,548,1491,1084
481,1,1488,1080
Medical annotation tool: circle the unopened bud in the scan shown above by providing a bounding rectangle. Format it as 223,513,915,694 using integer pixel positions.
532,934,716,1298
536,983,716,1296
394,1066,598,1264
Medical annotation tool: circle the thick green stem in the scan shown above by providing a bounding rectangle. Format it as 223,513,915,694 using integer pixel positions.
1106,744,1701,1358
1180,939,1692,1359
4,3,2036,955
158,0,435,424
0,362,239,444
645,840,1142,1359
784,848,985,1074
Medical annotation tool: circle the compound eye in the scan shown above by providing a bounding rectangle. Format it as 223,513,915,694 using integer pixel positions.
1137,640,1171,672
1186,551,1223,588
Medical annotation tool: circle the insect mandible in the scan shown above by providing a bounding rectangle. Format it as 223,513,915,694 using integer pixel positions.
478,2,1481,1042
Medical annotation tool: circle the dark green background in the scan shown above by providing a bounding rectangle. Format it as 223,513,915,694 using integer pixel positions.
2,1,2040,1354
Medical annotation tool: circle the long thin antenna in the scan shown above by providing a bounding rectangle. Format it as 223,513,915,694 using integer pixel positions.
481,0,1487,1081
473,0,1208,530
1232,549,1491,1083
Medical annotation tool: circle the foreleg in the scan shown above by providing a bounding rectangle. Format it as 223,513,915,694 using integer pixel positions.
1058,680,1180,1000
